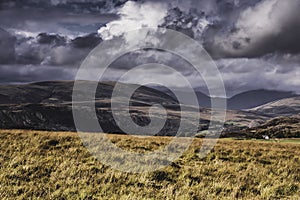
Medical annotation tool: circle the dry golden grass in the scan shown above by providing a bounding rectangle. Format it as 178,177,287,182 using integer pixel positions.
0,129,299,199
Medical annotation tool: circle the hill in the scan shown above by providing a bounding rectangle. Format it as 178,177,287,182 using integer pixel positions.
228,90,298,110
154,87,298,110
249,96,300,116
0,81,186,135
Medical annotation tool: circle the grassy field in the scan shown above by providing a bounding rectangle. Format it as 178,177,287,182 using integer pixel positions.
0,130,299,199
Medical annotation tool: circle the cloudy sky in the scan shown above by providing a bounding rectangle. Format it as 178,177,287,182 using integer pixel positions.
0,0,299,96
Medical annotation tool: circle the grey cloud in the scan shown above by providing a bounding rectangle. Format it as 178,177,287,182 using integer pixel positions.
0,0,119,13
204,0,300,58
0,65,75,84
13,33,67,64
37,33,66,46
108,49,196,75
0,28,16,64
215,54,300,96
71,33,102,49
0,8,117,37
45,46,90,66
44,33,102,66
9,32,101,66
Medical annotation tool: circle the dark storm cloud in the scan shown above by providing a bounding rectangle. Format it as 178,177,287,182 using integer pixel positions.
43,33,102,66
0,7,117,37
14,33,67,65
0,0,117,74
0,0,299,96
0,28,16,64
0,65,75,84
0,31,101,66
215,53,300,96
0,0,120,13
71,33,102,49
37,33,66,45
203,0,300,58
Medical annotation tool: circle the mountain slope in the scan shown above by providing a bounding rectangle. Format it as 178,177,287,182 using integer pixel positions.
228,90,298,110
0,81,187,135
152,86,211,108
154,87,298,110
0,81,178,105
241,116,300,139
249,96,300,117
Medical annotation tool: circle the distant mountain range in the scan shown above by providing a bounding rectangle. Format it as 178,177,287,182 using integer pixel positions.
0,81,299,138
154,86,298,110
0,81,182,135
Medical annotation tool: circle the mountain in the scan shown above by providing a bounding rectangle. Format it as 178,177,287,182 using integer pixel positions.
154,87,298,110
0,81,191,136
222,97,300,138
249,96,300,117
151,86,211,107
227,90,298,110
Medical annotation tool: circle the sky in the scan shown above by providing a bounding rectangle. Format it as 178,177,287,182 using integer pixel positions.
0,0,299,97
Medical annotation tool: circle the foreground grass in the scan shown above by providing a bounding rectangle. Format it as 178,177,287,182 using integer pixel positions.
0,130,299,199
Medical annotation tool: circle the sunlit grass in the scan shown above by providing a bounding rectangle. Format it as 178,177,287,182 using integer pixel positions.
0,129,299,199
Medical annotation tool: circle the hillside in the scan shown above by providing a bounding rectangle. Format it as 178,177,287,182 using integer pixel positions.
0,81,185,135
227,90,298,110
249,96,300,116
154,87,298,110
232,116,300,139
